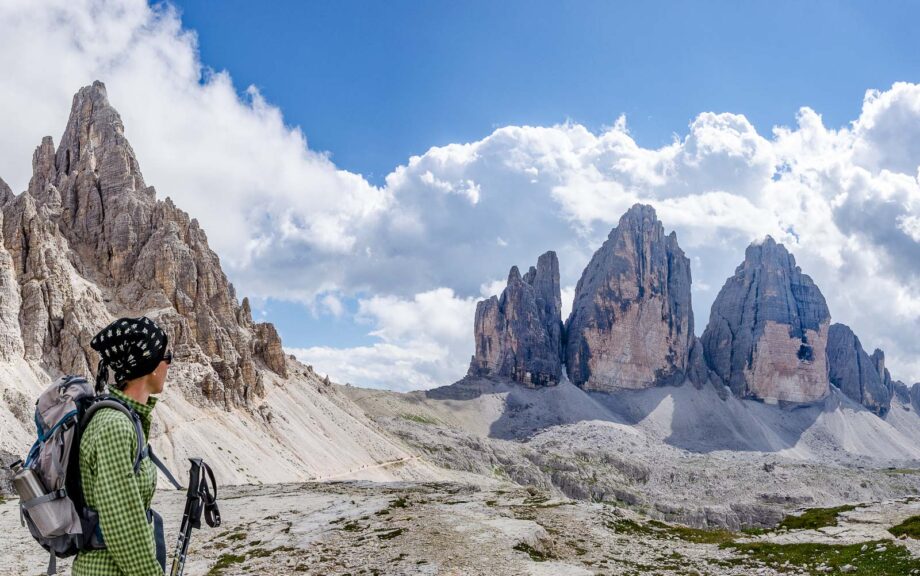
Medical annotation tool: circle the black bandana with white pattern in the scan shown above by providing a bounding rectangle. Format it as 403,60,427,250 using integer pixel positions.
90,316,169,391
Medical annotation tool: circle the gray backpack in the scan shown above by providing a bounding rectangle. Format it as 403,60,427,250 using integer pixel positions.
15,375,180,574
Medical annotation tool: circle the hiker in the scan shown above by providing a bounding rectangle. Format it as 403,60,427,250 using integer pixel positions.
72,316,173,576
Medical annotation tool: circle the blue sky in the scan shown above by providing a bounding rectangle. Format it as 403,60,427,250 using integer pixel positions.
175,0,918,184
170,0,920,358
3,1,920,390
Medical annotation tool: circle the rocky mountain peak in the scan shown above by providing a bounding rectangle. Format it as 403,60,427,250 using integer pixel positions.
468,250,563,387
0,178,12,206
564,203,695,391
826,323,892,416
702,237,831,403
0,81,286,408
870,348,893,390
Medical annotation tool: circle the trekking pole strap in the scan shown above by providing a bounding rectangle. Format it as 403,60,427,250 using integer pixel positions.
199,461,221,527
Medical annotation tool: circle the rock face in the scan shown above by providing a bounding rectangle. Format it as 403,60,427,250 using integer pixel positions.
701,237,830,404
890,380,911,406
0,81,285,407
565,204,694,391
826,324,892,416
468,251,563,387
911,384,920,413
870,349,893,395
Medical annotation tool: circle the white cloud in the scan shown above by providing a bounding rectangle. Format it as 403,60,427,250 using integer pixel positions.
288,289,477,391
320,294,345,318
5,1,920,389
0,0,388,303
560,286,575,321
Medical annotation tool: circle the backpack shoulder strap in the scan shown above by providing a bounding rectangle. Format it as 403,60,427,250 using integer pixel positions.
148,445,183,490
82,398,145,474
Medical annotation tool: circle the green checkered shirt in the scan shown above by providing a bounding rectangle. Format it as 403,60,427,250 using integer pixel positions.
72,390,162,576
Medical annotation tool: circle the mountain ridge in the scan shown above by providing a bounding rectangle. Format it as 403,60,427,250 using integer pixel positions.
0,81,443,487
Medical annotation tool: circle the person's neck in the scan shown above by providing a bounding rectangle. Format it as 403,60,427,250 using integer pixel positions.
121,381,151,405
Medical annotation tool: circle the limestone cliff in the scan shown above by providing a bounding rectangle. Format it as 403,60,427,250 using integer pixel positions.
2,81,285,408
826,324,892,416
468,251,563,387
0,82,431,485
564,204,694,391
701,237,830,404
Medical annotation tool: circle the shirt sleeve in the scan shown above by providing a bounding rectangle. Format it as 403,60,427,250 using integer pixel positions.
89,412,163,575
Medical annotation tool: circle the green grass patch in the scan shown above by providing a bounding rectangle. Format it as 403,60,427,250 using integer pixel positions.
606,517,736,544
890,515,920,539
885,468,920,475
647,520,736,544
491,466,510,480
207,553,247,575
247,547,272,559
722,540,920,575
398,413,438,425
513,542,551,562
778,505,858,530
390,496,409,508
605,518,660,537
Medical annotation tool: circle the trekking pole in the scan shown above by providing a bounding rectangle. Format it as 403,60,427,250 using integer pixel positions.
169,458,221,576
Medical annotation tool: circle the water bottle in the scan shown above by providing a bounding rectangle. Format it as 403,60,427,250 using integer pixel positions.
9,459,64,535
10,459,45,500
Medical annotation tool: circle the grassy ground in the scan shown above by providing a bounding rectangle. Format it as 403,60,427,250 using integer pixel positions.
890,515,920,539
722,540,920,575
398,413,439,425
611,508,920,575
777,505,858,530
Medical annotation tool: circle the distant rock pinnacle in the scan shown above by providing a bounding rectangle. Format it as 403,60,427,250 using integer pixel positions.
701,237,830,404
564,204,695,391
468,251,563,387
0,81,286,408
826,323,892,416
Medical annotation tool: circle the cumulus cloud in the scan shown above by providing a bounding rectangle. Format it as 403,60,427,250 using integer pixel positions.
343,89,920,387
4,1,920,388
287,289,477,391
0,0,388,301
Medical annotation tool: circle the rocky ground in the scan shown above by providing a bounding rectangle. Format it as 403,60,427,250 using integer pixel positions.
4,481,920,575
346,378,920,529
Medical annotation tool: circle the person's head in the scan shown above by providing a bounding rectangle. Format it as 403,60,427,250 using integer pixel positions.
122,348,172,397
90,316,172,397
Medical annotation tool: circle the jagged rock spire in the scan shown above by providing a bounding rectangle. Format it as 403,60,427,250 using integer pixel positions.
701,237,830,404
0,81,287,407
826,324,892,416
468,251,563,387
564,204,695,391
